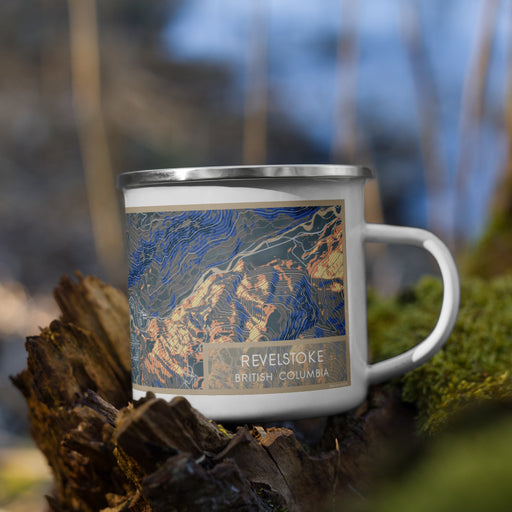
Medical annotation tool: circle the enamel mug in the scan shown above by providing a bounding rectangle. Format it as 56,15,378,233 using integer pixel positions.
117,165,460,421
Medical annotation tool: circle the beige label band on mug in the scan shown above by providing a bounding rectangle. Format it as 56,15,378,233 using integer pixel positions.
134,336,350,396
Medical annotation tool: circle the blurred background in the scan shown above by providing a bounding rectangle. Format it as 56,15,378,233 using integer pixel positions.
1,0,512,509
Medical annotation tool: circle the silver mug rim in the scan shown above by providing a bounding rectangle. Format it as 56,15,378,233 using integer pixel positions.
116,164,375,189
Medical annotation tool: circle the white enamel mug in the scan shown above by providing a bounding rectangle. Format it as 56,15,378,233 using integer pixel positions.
117,165,460,421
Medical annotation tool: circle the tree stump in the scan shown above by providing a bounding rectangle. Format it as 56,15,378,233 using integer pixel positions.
12,274,415,512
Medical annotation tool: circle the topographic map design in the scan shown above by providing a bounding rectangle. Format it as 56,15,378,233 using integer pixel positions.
126,202,347,391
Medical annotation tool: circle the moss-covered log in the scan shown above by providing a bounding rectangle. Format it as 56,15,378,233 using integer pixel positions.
11,274,415,512
12,272,512,510
368,274,512,433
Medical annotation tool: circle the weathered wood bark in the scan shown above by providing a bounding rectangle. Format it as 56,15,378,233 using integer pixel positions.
12,274,415,512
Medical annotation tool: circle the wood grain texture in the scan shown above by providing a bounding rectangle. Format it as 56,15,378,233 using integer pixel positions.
12,274,415,511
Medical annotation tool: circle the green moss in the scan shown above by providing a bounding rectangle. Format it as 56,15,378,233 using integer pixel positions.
211,422,233,439
368,275,512,434
350,409,512,512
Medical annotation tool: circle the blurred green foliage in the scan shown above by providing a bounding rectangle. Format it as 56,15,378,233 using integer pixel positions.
0,445,51,509
368,275,512,434
350,406,512,512
463,208,512,279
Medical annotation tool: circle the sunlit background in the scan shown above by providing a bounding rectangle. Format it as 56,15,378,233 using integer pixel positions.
1,0,512,509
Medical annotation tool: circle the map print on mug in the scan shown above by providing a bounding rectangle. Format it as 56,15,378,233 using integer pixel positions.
127,200,349,395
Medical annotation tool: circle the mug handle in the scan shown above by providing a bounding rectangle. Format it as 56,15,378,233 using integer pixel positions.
363,223,460,385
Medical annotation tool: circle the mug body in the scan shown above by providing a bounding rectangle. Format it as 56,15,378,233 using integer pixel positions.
118,165,373,421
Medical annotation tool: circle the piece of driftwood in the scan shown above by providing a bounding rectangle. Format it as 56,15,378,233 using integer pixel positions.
12,274,415,512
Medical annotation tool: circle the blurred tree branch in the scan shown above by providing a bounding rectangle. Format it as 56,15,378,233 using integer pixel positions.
332,0,359,165
243,0,268,165
454,0,500,249
493,1,512,218
68,0,124,285
464,3,512,277
400,0,448,241
332,0,382,225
